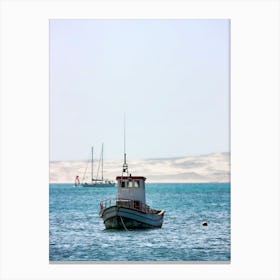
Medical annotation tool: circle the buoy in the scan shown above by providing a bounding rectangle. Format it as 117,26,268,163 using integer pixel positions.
202,221,208,226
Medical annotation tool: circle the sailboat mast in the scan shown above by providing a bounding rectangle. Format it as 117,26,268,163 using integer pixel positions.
91,146,94,182
101,143,104,181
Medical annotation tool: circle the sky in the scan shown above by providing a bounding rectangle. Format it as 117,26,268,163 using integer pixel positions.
50,19,230,161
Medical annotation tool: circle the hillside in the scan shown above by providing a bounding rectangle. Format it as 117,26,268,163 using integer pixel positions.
49,152,230,183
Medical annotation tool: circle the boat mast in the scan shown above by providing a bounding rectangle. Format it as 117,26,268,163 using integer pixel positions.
101,143,104,181
122,114,128,176
91,146,94,182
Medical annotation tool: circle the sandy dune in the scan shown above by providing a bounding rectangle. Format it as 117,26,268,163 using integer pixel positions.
49,152,230,183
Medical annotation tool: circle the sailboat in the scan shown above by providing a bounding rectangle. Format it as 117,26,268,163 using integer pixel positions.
81,144,115,187
99,119,165,229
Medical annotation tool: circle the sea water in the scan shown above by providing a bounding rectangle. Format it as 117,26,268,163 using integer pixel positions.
49,183,230,262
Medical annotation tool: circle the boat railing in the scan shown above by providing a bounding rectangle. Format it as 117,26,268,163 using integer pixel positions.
99,198,115,210
99,197,157,214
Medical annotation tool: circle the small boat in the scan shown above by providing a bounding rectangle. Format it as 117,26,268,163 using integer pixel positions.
74,175,80,186
99,122,165,229
81,144,115,187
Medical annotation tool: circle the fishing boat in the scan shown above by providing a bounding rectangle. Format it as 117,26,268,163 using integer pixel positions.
99,123,165,229
81,144,115,187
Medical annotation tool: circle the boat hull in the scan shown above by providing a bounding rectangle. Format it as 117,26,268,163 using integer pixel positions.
100,206,165,229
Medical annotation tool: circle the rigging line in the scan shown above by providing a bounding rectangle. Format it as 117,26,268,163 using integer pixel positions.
82,149,91,182
95,145,103,183
95,155,100,183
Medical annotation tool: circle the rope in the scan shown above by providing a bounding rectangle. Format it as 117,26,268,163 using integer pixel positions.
120,216,129,231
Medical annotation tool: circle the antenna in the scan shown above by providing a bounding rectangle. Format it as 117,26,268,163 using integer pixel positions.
124,113,126,160
122,113,128,175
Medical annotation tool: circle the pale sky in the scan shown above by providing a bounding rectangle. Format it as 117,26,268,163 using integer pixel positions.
50,19,229,161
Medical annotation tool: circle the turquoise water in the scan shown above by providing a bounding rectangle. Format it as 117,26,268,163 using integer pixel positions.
49,183,230,262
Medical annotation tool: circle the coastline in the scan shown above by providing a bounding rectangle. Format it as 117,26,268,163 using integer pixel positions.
49,152,230,184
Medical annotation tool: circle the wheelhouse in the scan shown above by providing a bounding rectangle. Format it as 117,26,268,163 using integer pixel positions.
116,176,146,204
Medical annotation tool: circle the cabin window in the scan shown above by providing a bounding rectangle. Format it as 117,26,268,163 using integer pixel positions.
120,180,140,188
